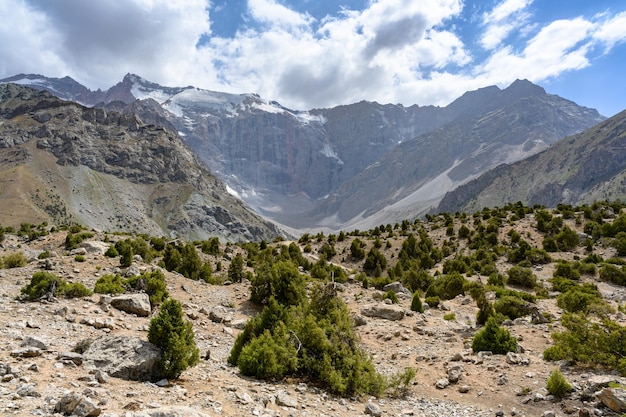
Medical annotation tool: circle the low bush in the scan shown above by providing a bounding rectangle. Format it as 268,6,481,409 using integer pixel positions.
230,284,386,397
471,316,518,354
506,266,537,289
410,292,424,313
546,369,573,398
127,270,168,307
94,274,127,294
543,313,626,376
494,296,530,320
21,271,91,300
3,252,27,268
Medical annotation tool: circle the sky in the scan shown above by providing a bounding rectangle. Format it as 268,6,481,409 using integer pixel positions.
1,0,625,116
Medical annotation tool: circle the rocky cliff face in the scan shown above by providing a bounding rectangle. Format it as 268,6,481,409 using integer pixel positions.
2,74,606,231
437,110,626,213
0,84,281,241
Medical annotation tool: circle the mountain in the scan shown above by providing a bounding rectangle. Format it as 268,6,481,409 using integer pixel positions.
1,74,605,231
0,83,282,241
436,109,626,214
309,80,606,229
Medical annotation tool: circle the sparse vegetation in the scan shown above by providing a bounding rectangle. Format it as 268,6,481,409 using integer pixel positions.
21,271,92,300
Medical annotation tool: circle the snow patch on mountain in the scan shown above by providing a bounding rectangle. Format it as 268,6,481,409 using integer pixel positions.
321,143,344,164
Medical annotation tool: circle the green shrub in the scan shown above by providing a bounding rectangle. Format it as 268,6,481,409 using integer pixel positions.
410,292,424,313
65,231,94,250
74,255,85,262
104,245,119,257
471,316,518,354
543,313,626,376
599,263,626,286
487,272,506,287
20,271,91,300
230,285,385,397
494,296,530,320
546,369,573,398
443,313,456,321
3,252,27,268
148,298,200,379
250,259,306,306
38,250,51,259
506,266,537,289
228,253,245,283
425,272,466,300
425,296,440,308
556,286,603,313
94,274,126,294
63,282,92,298
383,290,399,304
127,270,168,307
237,323,298,380
386,367,417,398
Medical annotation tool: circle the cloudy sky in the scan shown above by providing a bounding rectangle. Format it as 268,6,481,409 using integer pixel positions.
1,0,625,116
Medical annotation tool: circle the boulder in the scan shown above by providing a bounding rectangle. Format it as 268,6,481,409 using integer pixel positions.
361,304,405,321
383,281,411,295
79,241,110,255
22,336,47,350
55,392,101,416
110,293,151,316
82,335,162,381
365,402,382,417
597,388,626,412
209,306,234,323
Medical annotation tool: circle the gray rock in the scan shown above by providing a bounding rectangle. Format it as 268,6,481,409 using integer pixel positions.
94,370,109,383
435,378,450,389
57,351,84,366
275,390,297,408
16,383,41,397
383,281,411,295
110,293,151,316
0,362,12,376
10,347,42,358
22,336,47,350
236,391,253,404
125,265,141,277
459,385,471,393
209,306,233,323
361,304,405,321
353,314,368,326
365,402,382,417
55,392,101,416
597,388,626,412
447,365,462,384
79,241,110,255
541,411,556,417
506,352,530,365
82,335,162,381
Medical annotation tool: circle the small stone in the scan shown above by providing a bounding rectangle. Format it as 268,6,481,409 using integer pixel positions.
458,385,471,393
22,336,47,351
275,390,297,408
155,379,169,387
365,402,382,417
435,378,450,389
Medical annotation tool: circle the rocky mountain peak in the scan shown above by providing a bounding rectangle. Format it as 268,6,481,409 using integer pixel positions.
0,83,282,241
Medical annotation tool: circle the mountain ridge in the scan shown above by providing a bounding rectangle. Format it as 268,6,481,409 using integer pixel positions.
1,73,606,231
0,83,282,241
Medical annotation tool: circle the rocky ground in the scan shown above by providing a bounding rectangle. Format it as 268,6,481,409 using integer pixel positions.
0,229,625,417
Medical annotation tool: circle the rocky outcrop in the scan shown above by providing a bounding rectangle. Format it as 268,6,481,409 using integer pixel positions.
361,304,405,321
82,336,162,382
0,83,282,241
110,293,152,316
597,388,626,412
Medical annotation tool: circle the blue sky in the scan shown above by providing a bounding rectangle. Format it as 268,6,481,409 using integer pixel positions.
1,0,625,116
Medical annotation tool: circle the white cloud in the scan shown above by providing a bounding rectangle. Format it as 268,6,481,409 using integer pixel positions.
480,0,533,50
593,11,626,49
0,0,625,113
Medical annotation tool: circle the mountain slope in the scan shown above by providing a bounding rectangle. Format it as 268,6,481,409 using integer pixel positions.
0,83,281,241
1,74,605,231
310,83,605,229
437,109,626,213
